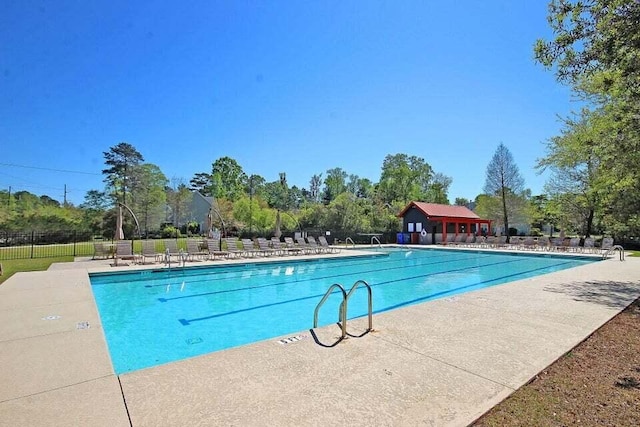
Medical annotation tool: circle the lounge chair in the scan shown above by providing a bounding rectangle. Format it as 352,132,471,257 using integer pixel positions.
92,242,109,260
305,236,327,254
186,239,208,261
271,237,302,255
256,238,281,256
115,240,139,263
206,239,229,260
600,237,614,255
163,239,182,261
241,239,262,257
223,238,246,258
295,237,317,254
140,240,162,264
583,237,596,254
536,236,550,251
568,237,581,252
284,237,308,254
318,236,340,253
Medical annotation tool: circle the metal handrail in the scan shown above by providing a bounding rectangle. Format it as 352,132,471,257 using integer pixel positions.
603,245,625,261
345,237,355,248
313,283,347,339
371,236,381,247
340,280,373,333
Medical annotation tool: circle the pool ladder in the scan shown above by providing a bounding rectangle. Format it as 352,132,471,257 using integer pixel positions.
313,280,373,341
602,245,625,261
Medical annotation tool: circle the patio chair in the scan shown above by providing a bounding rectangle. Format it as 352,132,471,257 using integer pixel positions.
140,240,162,264
271,237,302,255
92,242,109,260
318,235,340,253
223,238,246,258
295,237,317,254
536,236,551,252
206,239,229,260
115,240,140,263
284,237,309,254
163,239,182,261
186,239,208,261
305,236,327,254
583,237,596,254
600,237,614,255
241,239,262,257
256,238,281,256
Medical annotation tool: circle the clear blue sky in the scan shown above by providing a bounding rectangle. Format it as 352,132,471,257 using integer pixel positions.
1,1,575,206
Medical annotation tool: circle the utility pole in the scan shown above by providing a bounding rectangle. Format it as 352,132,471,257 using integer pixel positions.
63,184,68,207
7,186,10,208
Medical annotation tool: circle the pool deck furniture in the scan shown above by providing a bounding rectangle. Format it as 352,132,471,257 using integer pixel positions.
139,240,162,264
205,239,229,260
1,246,638,427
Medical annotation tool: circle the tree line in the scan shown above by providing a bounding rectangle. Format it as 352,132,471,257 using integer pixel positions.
2,1,638,242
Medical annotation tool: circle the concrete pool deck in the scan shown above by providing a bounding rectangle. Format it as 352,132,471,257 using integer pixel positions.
0,246,638,426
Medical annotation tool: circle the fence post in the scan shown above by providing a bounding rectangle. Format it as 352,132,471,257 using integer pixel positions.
73,230,77,257
31,230,35,259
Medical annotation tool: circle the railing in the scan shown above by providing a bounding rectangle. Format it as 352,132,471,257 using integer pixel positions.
371,236,381,247
345,237,355,248
603,245,625,261
313,283,348,340
313,280,373,343
339,280,373,333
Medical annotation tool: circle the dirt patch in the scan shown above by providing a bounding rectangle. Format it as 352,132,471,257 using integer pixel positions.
473,298,640,426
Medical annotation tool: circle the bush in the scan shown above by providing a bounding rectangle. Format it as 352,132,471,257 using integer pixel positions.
529,228,542,237
508,227,518,236
161,226,181,238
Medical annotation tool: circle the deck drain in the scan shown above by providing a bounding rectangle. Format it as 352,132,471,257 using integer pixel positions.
186,337,203,345
76,321,90,330
41,315,61,321
277,334,308,345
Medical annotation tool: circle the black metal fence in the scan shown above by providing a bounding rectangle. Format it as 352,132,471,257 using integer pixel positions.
0,230,95,260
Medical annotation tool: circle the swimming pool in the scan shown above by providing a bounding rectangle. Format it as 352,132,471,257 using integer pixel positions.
90,248,598,374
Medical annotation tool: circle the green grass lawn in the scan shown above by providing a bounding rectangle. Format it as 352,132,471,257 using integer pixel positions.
0,257,73,284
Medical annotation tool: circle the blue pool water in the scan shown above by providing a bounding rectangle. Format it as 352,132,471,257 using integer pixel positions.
90,248,598,374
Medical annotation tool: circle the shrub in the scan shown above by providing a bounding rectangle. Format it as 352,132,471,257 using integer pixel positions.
161,226,181,238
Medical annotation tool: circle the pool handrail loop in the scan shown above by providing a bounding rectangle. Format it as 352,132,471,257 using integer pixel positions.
371,236,381,247
345,237,355,248
313,283,347,340
340,279,373,333
603,245,625,261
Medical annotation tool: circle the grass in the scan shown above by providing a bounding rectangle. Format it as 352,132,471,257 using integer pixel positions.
0,257,73,284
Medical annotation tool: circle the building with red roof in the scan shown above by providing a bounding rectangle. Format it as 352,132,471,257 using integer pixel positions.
397,201,491,244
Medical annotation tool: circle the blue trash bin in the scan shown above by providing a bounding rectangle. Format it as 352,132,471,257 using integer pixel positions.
396,233,404,244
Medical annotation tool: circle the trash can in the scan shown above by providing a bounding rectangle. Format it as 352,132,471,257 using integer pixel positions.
396,232,404,244
403,233,410,244
411,233,419,244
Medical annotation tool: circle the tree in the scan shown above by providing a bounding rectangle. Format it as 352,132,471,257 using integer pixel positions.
210,157,247,201
189,172,212,195
484,144,526,240
536,109,604,237
102,142,144,205
323,168,348,203
166,178,193,229
535,0,640,237
423,172,452,204
130,164,168,236
454,197,470,207
309,173,323,203
534,0,640,99
377,154,433,205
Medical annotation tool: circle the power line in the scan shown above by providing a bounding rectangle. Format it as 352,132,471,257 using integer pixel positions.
0,162,101,176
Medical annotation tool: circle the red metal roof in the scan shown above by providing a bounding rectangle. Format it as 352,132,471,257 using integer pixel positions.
397,201,482,220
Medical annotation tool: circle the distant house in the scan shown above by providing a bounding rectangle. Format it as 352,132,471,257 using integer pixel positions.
397,201,491,244
189,191,213,232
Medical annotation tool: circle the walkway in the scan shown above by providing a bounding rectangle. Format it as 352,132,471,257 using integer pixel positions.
0,248,638,426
